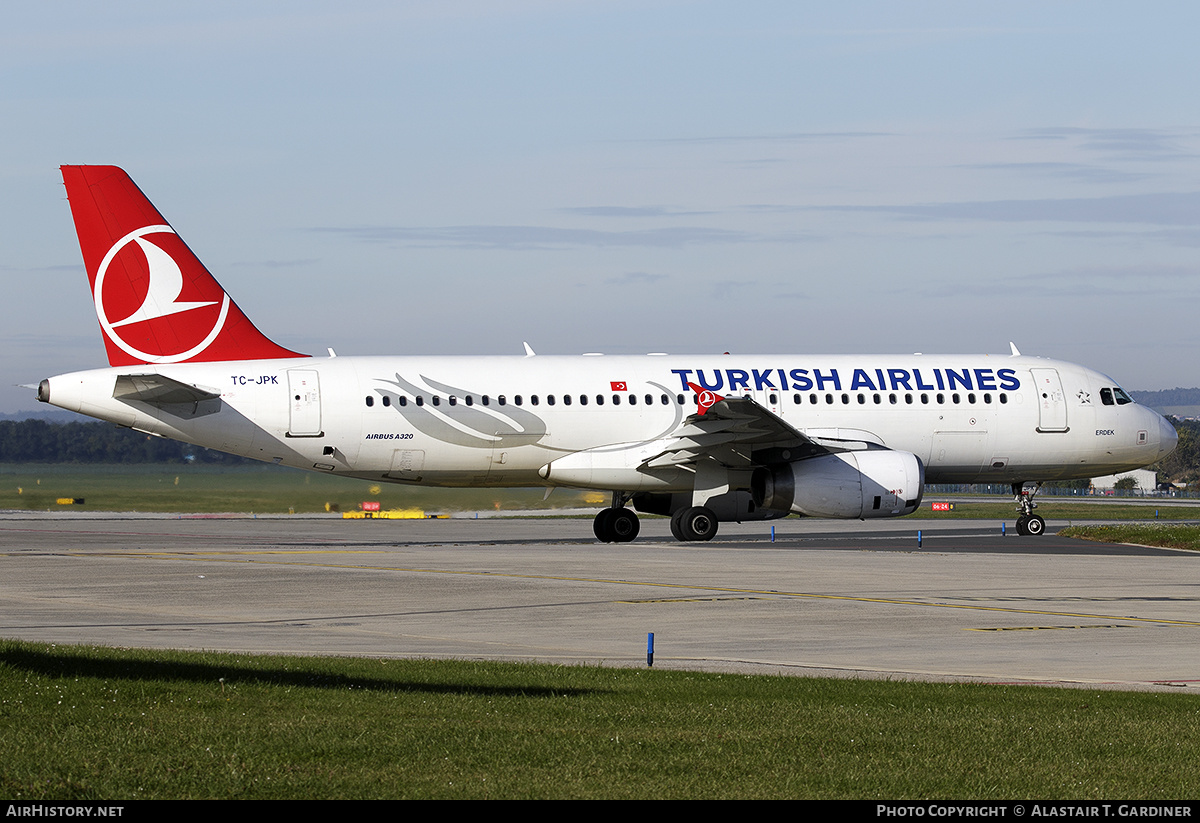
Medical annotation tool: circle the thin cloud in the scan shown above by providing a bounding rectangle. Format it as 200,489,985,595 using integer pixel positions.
1011,127,1198,162
907,263,1200,299
826,191,1200,226
635,131,894,145
231,258,321,269
558,206,715,218
317,225,807,250
961,162,1151,185
604,271,669,285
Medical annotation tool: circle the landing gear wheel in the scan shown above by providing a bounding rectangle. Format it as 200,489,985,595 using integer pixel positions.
593,509,616,542
609,508,640,543
678,506,718,542
1016,514,1030,536
1025,514,1045,536
669,509,685,541
594,508,640,543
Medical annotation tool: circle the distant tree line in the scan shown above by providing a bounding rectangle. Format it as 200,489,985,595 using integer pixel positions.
1130,388,1200,408
0,419,252,464
1155,418,1200,487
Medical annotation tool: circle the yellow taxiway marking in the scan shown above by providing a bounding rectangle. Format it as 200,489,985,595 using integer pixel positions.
90,550,381,556
75,550,1200,628
967,624,1131,632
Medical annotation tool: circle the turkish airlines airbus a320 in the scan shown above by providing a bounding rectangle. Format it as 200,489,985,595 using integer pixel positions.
36,166,1177,541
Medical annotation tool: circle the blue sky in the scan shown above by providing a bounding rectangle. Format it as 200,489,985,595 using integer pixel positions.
3,2,1199,413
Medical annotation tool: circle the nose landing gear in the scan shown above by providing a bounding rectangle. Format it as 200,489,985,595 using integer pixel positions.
1013,482,1046,536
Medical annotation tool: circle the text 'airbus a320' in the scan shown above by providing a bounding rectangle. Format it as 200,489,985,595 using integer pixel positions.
37,166,1178,541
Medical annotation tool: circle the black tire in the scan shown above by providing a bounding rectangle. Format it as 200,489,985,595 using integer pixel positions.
1025,515,1045,536
593,509,615,542
669,509,685,541
679,506,718,541
1015,515,1029,536
610,509,640,543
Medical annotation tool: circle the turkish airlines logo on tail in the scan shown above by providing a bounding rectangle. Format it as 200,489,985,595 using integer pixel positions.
94,226,230,363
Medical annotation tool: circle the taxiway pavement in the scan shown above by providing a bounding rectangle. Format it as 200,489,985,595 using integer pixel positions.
2,513,1197,691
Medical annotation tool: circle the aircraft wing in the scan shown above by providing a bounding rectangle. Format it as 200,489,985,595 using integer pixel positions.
640,392,882,470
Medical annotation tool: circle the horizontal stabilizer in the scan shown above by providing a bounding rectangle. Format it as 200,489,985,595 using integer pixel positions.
113,373,221,407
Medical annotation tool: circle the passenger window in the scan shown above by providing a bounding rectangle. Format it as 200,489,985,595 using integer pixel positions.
465,396,474,406
432,396,440,406
382,396,391,407
580,395,588,406
365,395,374,407
563,394,572,406
498,395,506,406
547,395,555,406
415,396,424,407
482,395,490,406
530,395,538,406
448,396,457,406
398,396,407,407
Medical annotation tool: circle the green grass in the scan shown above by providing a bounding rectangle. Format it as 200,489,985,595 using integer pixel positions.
4,464,1199,520
1060,524,1200,551
915,500,1200,522
2,640,1200,799
2,643,1200,801
0,463,604,514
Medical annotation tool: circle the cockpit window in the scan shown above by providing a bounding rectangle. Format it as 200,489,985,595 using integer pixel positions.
1101,387,1134,406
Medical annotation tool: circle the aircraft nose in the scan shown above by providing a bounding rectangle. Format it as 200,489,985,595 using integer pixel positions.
1158,414,1179,460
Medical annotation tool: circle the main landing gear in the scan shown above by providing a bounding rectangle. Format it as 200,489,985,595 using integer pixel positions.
669,506,718,542
1013,481,1046,536
593,495,720,543
593,493,640,543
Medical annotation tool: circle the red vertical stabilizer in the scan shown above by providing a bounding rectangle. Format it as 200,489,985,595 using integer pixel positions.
60,165,307,366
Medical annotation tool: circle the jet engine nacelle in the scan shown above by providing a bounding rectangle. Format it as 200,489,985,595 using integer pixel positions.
751,450,924,519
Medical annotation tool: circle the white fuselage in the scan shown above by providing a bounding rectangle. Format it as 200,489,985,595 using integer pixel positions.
43,352,1177,491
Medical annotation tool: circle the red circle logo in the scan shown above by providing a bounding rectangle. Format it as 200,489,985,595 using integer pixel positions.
94,226,230,363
